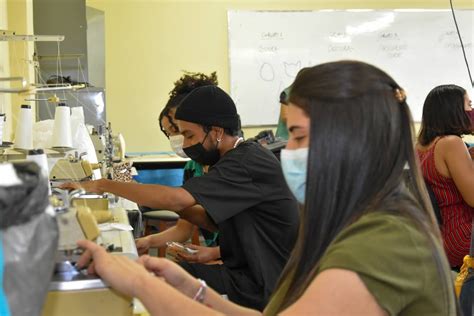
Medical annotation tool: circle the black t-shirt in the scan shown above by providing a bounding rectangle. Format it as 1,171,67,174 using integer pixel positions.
182,141,299,309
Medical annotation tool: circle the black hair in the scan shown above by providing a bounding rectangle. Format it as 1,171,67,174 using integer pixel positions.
418,84,470,146
272,61,457,314
159,71,218,137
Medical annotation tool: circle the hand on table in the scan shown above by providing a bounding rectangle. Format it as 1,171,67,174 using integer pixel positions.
177,245,220,264
76,240,151,298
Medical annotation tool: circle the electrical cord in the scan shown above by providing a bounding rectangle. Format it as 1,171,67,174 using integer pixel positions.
449,0,474,88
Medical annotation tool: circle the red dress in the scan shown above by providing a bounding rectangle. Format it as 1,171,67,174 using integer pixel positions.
417,138,474,267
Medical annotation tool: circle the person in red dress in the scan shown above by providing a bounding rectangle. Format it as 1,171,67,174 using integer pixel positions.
416,84,474,268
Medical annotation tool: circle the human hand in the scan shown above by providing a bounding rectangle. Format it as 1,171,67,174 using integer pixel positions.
60,179,104,194
137,255,200,298
135,236,151,256
76,240,152,298
177,245,220,264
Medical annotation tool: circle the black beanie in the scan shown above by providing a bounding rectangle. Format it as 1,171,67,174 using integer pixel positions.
175,85,240,130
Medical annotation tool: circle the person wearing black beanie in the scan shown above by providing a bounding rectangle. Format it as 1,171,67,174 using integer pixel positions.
61,85,299,311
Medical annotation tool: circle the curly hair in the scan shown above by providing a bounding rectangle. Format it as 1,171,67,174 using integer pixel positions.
168,71,218,99
159,71,218,137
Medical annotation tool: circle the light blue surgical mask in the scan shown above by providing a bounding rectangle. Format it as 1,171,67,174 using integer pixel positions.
280,147,308,204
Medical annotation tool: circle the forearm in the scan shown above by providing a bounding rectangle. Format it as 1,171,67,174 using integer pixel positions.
136,275,222,316
148,221,193,248
96,179,191,211
136,275,260,316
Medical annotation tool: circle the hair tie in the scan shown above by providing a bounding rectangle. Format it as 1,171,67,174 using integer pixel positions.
394,88,407,104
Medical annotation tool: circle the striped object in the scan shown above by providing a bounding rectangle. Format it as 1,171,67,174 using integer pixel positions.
417,138,474,267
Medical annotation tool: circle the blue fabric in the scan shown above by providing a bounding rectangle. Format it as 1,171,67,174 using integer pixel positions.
0,234,10,316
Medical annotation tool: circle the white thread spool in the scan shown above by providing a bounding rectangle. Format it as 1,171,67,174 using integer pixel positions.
0,113,5,146
27,148,51,195
52,103,72,148
14,104,33,150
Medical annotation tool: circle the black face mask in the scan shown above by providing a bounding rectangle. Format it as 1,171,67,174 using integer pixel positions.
183,132,220,166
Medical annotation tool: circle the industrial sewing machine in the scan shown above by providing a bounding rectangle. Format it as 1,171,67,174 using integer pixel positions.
49,152,101,183
89,122,127,181
41,189,135,316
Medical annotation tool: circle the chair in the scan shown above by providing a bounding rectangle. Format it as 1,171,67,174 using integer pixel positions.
402,170,442,226
424,180,443,226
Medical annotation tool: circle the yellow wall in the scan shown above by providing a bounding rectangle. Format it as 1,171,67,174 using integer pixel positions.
0,0,12,141
86,1,474,151
3,0,35,142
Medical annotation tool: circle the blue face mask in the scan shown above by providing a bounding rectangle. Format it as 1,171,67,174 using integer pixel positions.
280,148,308,204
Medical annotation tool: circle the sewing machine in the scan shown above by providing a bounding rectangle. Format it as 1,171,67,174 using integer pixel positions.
89,123,127,180
41,190,136,316
49,153,101,182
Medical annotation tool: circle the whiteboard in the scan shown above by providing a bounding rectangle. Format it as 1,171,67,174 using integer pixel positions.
228,10,474,126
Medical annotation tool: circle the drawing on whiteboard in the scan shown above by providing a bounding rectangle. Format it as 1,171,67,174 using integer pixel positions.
261,32,284,40
259,45,278,53
377,32,401,41
259,62,275,81
284,61,301,78
438,31,473,50
228,10,474,125
329,32,351,43
438,30,458,43
328,44,354,53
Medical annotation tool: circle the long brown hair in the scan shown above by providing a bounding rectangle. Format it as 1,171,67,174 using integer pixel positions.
272,61,457,314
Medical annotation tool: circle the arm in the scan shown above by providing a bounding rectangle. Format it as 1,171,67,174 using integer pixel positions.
147,219,195,247
137,255,260,316
77,241,259,316
136,219,195,255
61,179,195,211
179,205,218,232
136,274,259,316
439,137,474,206
280,269,387,316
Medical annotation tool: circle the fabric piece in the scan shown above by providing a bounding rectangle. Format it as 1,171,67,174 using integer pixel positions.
182,141,299,309
417,137,474,267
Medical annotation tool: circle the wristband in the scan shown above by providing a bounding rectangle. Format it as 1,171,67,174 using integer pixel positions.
193,279,207,303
